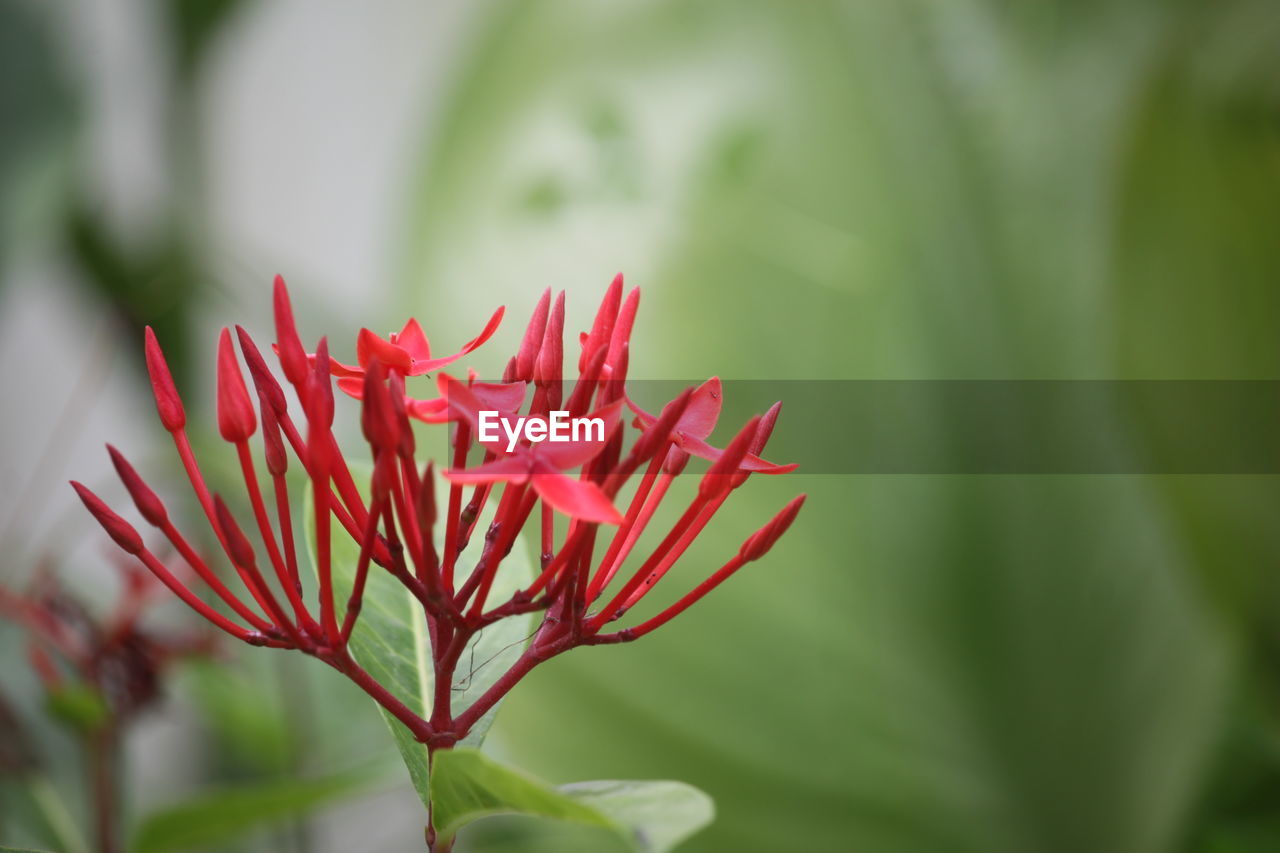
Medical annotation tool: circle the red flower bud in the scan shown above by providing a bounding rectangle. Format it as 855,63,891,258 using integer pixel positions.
388,372,415,459
629,387,693,465
262,405,288,475
214,495,256,569
217,328,258,443
107,445,168,527
416,461,437,531
739,494,806,562
516,288,551,380
273,275,310,387
144,326,186,432
732,401,783,488
361,361,399,453
235,325,288,415
579,273,622,373
662,447,691,476
534,291,565,387
699,416,761,498
606,287,639,369
71,481,144,555
305,338,335,428
564,345,609,418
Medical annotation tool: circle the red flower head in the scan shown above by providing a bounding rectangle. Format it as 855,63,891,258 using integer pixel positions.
76,273,804,749
0,556,213,725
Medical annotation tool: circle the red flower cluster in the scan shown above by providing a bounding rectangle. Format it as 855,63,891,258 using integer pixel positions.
0,558,212,724
74,275,804,747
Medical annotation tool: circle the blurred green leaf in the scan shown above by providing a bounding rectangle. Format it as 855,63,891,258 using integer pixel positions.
181,661,294,774
305,473,535,807
43,685,109,734
132,768,377,853
396,2,1278,851
430,748,712,851
165,0,247,80
0,846,55,852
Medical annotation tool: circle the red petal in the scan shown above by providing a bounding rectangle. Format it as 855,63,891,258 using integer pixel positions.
413,306,505,374
535,399,624,470
435,372,486,432
356,328,413,373
442,455,532,486
531,471,623,524
405,396,449,423
680,377,722,439
395,318,431,361
675,433,796,473
336,377,364,399
328,357,365,379
472,380,528,413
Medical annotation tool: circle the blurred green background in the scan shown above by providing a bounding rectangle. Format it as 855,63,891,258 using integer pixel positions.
2,1,1280,851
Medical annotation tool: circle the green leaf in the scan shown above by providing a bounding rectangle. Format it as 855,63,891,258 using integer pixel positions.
0,846,56,852
43,685,109,733
132,769,376,853
557,780,716,853
305,468,535,807
430,748,713,851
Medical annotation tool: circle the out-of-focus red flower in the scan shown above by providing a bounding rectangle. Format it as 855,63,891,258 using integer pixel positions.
0,558,213,725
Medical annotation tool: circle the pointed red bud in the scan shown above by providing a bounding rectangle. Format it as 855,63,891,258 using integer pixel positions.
106,445,167,527
360,361,398,452
630,387,693,464
516,288,551,380
739,494,806,562
235,325,287,415
732,401,783,488
216,328,257,443
606,288,639,368
565,344,609,417
370,455,395,502
662,447,691,476
535,291,565,386
144,326,186,432
72,481,144,555
388,372,415,459
273,275,309,386
214,495,257,569
262,405,288,476
502,356,518,384
609,342,630,390
305,337,335,428
579,272,622,372
700,415,761,498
